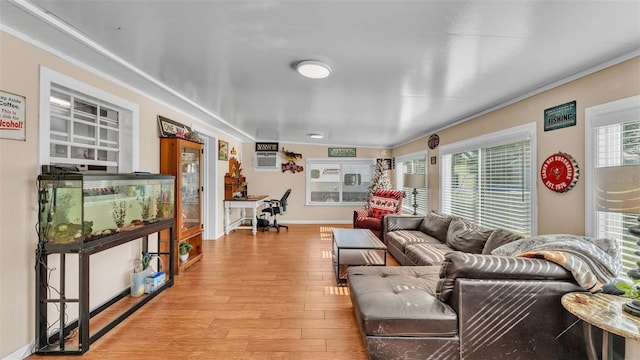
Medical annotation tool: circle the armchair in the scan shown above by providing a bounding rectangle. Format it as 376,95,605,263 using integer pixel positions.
353,189,404,240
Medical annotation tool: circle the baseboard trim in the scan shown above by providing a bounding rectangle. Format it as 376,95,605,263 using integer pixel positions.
3,341,34,360
211,220,353,240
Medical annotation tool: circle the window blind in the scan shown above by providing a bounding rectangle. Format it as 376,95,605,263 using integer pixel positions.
442,139,532,236
593,120,640,278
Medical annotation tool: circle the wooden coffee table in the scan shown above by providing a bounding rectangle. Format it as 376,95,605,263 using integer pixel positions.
332,228,387,286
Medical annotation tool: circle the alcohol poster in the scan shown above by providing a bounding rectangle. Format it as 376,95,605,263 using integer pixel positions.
0,90,26,141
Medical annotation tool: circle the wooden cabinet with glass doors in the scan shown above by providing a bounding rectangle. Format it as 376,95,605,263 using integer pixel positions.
160,137,203,274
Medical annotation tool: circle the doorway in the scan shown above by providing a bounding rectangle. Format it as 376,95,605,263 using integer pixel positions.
198,133,218,240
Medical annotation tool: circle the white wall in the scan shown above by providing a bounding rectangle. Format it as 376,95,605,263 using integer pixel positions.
0,30,231,358
393,56,640,235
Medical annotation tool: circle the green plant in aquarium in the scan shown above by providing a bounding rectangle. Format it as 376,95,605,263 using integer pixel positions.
112,201,128,228
50,189,74,226
83,221,93,238
155,190,174,218
137,196,153,220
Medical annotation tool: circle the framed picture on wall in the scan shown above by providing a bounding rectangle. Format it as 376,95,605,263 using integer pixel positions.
218,140,229,161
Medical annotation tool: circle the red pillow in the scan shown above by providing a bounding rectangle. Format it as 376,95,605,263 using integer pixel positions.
368,190,403,219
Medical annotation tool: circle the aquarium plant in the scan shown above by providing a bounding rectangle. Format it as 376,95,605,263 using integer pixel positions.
112,201,128,228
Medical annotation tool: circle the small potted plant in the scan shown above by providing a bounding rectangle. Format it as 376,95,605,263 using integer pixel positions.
179,242,193,262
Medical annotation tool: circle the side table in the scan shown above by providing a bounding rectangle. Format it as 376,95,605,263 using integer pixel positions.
562,292,640,360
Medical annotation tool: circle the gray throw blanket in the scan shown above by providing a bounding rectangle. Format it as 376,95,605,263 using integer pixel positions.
492,234,621,292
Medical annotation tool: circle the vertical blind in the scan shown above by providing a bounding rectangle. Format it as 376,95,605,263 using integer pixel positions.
593,120,640,277
442,140,532,236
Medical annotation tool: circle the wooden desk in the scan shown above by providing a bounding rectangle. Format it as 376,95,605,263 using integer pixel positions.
224,195,269,235
562,292,640,360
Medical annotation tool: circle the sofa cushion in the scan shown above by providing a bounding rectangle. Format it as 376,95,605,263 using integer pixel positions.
436,252,574,303
348,266,458,337
445,218,494,254
482,228,523,254
386,230,441,253
419,211,456,242
369,190,403,219
405,243,454,266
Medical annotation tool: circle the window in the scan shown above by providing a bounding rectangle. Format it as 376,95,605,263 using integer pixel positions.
306,158,375,205
440,123,536,236
396,152,427,215
39,66,139,172
586,96,640,279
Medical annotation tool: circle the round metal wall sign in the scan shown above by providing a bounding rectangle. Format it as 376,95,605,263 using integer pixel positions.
540,152,580,193
428,134,440,149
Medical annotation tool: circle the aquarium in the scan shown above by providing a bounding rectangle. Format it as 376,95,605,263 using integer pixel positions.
38,172,175,246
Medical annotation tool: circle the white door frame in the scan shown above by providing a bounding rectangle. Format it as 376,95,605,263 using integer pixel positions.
192,126,218,240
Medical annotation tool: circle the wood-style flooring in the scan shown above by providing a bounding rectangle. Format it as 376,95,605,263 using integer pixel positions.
28,224,399,359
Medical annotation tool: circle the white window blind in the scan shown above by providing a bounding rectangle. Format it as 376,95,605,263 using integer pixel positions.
592,120,640,277
441,124,535,236
480,141,531,233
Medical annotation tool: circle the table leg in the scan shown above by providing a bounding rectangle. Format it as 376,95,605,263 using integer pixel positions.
583,321,599,360
251,206,258,235
603,330,614,360
224,204,230,235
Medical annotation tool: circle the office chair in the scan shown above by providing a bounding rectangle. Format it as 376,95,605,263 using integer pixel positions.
262,189,291,232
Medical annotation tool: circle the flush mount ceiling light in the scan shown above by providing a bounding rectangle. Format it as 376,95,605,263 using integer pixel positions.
296,60,331,79
308,133,324,139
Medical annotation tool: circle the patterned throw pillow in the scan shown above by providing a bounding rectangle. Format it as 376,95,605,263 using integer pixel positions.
368,190,403,219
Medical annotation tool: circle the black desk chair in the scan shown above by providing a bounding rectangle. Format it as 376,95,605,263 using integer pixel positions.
261,189,291,232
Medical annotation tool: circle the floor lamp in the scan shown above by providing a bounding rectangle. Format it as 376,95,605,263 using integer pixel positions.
404,174,425,215
595,165,640,315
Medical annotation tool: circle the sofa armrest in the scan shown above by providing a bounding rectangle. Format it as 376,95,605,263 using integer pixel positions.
383,215,423,232
383,215,424,245
354,209,369,221
436,251,574,302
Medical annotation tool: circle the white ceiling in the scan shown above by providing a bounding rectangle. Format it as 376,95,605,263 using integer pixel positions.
2,0,639,147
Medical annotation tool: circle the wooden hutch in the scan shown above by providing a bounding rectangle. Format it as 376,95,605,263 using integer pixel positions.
160,137,204,274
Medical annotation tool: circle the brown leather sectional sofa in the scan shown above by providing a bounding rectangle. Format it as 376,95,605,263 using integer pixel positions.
347,212,588,359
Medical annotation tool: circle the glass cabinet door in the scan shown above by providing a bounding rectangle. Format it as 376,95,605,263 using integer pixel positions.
179,143,201,236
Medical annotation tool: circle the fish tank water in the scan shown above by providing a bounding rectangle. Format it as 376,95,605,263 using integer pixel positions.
38,171,175,246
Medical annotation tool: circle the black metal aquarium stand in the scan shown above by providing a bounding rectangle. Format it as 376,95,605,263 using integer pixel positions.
35,219,175,355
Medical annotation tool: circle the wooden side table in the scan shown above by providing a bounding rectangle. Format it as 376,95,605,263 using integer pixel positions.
562,292,640,360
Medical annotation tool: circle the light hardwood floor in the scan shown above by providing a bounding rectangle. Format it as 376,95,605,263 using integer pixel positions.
29,224,398,359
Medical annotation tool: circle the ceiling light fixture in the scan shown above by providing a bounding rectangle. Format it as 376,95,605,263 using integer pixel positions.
308,133,324,139
296,60,331,79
